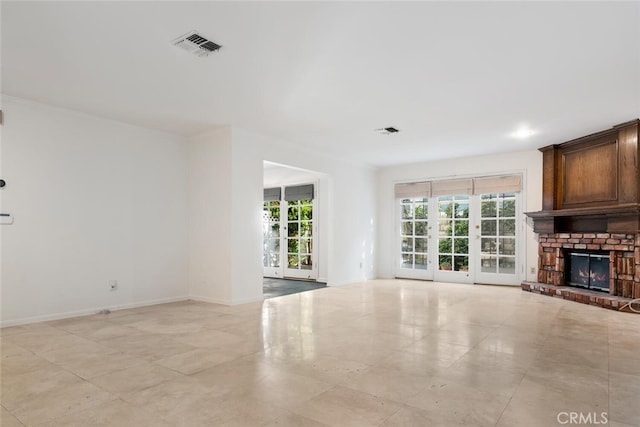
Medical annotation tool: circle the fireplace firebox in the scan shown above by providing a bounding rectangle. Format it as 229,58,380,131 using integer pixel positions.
566,251,609,292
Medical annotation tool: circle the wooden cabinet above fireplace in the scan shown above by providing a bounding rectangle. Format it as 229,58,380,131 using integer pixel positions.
526,119,640,233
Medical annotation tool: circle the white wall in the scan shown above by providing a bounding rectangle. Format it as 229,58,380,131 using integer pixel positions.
376,150,542,282
188,128,234,304
0,97,190,326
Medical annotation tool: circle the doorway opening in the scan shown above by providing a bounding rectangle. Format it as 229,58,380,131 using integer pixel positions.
263,161,326,297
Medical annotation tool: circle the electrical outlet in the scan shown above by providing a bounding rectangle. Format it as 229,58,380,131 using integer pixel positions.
530,267,535,274
109,280,118,291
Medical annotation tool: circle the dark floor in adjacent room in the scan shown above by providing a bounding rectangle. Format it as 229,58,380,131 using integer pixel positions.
263,277,327,299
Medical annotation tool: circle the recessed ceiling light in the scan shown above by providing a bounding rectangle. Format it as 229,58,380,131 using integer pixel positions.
510,126,536,139
376,127,400,135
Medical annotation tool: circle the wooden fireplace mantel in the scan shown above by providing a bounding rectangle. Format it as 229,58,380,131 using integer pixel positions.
526,203,640,234
526,119,640,234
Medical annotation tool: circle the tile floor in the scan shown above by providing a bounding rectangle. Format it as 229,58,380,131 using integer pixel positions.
1,279,639,426
263,277,327,299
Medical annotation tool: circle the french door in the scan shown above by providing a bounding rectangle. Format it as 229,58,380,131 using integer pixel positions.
263,189,317,280
434,195,472,283
396,191,521,285
397,197,433,280
263,200,282,277
474,192,519,285
284,198,315,279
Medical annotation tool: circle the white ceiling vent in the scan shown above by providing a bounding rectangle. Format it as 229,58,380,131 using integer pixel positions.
172,31,221,57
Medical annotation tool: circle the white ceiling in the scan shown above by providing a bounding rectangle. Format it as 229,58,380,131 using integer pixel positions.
2,1,639,167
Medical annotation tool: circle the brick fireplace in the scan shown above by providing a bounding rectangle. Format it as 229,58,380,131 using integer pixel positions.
536,232,640,298
523,119,640,311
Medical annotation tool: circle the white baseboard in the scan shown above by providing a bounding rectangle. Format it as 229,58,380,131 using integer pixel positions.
0,295,190,328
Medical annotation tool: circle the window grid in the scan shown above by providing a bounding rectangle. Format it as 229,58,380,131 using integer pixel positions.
399,198,429,270
437,195,469,272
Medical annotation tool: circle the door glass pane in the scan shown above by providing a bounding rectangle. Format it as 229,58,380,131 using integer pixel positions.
300,238,312,254
401,204,413,219
479,193,517,276
481,200,497,217
288,206,299,220
263,201,281,268
454,255,468,272
301,205,313,220
481,219,496,235
499,219,516,236
288,254,299,268
415,254,428,270
401,221,413,235
402,237,414,252
499,238,515,255
415,222,428,236
300,255,312,270
414,237,427,252
286,199,314,272
438,196,469,271
481,256,497,273
415,203,428,219
481,238,497,254
499,257,516,274
300,221,313,237
499,199,516,217
398,197,429,272
401,253,413,268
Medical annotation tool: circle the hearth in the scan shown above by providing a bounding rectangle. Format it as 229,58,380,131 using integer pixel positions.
566,251,609,292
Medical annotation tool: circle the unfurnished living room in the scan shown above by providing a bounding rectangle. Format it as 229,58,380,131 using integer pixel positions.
1,1,639,426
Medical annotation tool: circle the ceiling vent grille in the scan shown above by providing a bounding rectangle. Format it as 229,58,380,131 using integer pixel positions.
376,127,400,135
173,31,221,57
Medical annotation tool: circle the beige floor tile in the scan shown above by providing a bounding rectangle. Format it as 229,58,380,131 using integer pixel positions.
0,405,23,427
164,393,288,426
125,376,221,419
1,280,639,425
1,366,83,411
1,350,56,378
290,385,403,426
265,351,372,385
32,399,174,427
98,333,197,362
406,377,511,426
248,370,334,407
12,381,115,426
90,364,183,398
400,337,471,367
155,347,242,375
189,354,272,395
3,327,95,355
53,320,143,342
522,361,609,406
496,391,608,427
262,411,331,427
373,350,452,377
346,364,432,402
44,348,148,380
609,372,640,426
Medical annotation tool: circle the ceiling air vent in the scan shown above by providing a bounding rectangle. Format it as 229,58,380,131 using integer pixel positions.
376,127,400,135
172,31,222,57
